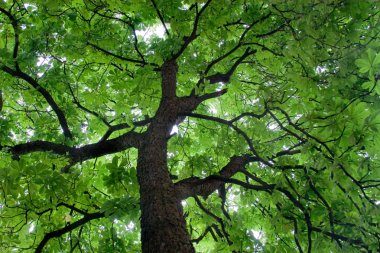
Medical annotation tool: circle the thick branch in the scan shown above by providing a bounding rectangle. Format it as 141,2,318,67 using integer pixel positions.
0,6,19,59
1,65,72,138
8,131,142,171
68,132,141,167
175,155,274,199
35,212,104,253
0,7,71,138
161,59,178,98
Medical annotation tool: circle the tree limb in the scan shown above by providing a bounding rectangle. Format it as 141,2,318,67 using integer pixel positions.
87,41,158,68
200,48,256,85
175,155,275,199
150,0,170,36
171,0,212,60
183,112,269,165
0,65,73,138
7,131,142,172
35,212,104,253
0,7,72,138
0,6,19,59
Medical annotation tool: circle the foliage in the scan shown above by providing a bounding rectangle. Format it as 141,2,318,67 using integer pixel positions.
0,0,379,252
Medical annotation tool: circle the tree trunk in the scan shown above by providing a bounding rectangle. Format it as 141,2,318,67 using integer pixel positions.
136,101,195,253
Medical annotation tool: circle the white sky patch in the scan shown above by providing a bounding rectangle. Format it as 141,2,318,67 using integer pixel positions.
170,125,179,135
250,229,264,240
108,111,116,117
81,123,88,133
114,13,123,19
136,23,169,42
227,189,240,212
358,152,369,158
10,130,17,141
131,108,142,117
315,65,327,74
17,97,26,106
294,114,303,121
178,4,190,10
37,56,53,77
267,122,279,131
251,98,259,105
37,56,52,67
26,129,34,137
28,222,35,233
208,105,217,114
24,3,37,11
125,221,135,231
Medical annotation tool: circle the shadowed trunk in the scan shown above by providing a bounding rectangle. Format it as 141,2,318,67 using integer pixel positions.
136,100,195,253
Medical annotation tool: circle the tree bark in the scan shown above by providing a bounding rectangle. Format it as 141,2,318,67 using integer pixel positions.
136,100,195,253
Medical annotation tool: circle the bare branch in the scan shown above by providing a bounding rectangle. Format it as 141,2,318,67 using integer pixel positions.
35,212,104,253
201,48,256,85
67,83,110,127
183,113,270,165
175,155,275,199
99,118,151,142
90,9,146,62
0,66,72,138
194,196,232,245
204,12,273,75
171,0,212,60
311,227,368,250
191,225,217,243
196,89,228,102
87,42,159,68
150,0,170,36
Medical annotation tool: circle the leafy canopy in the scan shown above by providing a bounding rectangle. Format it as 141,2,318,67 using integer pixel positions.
0,0,379,252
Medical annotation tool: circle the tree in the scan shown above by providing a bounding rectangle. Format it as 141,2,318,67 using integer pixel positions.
0,0,379,252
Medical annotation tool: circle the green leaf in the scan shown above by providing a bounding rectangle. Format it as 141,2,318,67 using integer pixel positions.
0,1,378,252
355,58,371,73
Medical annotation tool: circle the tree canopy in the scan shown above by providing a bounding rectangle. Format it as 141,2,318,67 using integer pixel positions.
0,0,379,252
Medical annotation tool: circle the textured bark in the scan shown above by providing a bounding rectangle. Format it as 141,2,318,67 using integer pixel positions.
175,155,254,199
137,100,195,253
136,57,194,253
